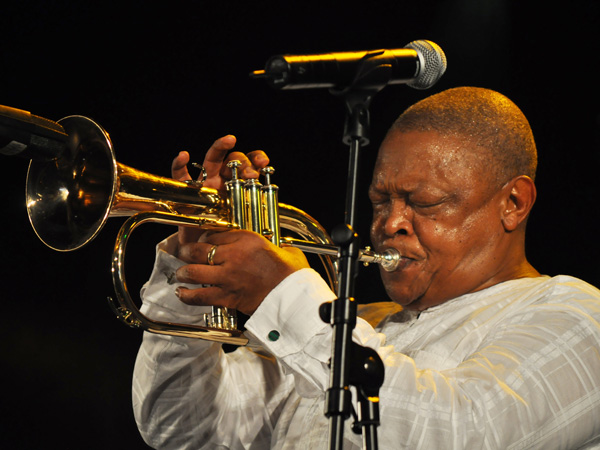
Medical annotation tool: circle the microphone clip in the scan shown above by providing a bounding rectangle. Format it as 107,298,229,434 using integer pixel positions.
329,59,393,146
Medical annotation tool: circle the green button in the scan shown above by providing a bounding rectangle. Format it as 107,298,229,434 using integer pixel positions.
268,330,280,341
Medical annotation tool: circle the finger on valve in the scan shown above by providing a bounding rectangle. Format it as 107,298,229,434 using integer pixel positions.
223,150,270,180
173,136,271,248
202,135,238,191
172,135,236,246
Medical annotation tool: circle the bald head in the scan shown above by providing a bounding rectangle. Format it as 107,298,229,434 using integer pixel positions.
390,87,537,188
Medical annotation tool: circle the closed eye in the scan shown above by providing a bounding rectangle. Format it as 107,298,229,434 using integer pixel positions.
368,189,390,206
412,200,444,209
409,195,450,212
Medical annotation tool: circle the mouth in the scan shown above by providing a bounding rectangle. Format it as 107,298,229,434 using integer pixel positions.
390,255,415,272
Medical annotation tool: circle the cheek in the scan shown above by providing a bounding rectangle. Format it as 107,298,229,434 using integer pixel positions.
428,222,465,249
418,211,497,267
412,217,474,268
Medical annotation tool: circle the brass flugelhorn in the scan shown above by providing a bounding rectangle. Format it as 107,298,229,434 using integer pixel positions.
26,115,400,346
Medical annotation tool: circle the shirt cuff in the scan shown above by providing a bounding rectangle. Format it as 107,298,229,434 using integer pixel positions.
244,268,336,355
140,234,210,325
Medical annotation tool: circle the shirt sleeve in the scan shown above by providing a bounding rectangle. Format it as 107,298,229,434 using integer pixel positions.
132,236,298,450
246,276,600,449
244,268,380,398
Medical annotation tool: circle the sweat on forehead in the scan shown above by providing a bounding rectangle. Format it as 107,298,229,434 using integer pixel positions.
375,130,497,197
388,87,538,186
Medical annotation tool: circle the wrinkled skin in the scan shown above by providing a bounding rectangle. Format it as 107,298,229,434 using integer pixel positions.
369,130,539,311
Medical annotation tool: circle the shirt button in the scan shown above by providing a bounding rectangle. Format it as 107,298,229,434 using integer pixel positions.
268,330,280,341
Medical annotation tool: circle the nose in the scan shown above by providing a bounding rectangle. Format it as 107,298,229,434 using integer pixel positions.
380,199,414,238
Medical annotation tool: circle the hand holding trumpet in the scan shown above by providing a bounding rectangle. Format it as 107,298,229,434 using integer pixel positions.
171,135,310,315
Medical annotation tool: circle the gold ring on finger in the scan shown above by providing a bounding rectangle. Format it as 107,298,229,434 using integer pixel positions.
207,244,218,266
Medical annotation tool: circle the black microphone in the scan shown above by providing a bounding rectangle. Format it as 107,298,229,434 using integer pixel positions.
0,105,68,161
250,40,447,91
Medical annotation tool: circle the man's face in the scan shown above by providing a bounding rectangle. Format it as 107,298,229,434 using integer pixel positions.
369,130,508,310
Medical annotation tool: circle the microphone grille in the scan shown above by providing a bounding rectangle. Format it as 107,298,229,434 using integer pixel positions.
404,40,447,90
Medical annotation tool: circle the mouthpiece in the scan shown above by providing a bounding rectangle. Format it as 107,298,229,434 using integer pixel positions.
360,247,401,272
280,238,402,272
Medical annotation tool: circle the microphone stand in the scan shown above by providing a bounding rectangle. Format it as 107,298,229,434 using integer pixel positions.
320,63,392,450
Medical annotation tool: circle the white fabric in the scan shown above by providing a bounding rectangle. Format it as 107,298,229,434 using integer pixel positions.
132,237,600,449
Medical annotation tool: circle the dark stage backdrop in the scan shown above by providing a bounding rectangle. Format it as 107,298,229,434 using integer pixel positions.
2,1,598,449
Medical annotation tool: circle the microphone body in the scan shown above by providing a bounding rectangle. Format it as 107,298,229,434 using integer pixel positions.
0,105,68,161
251,40,447,91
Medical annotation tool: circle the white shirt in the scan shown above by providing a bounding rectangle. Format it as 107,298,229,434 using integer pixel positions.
132,238,600,449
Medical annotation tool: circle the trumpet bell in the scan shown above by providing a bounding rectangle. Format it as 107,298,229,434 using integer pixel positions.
26,115,228,252
26,115,117,251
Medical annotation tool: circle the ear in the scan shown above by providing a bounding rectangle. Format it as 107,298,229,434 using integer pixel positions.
500,175,537,232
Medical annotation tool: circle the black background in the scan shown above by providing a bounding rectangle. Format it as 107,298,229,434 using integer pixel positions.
1,1,599,448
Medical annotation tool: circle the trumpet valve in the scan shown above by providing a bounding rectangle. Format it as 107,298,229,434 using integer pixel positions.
227,159,242,179
204,306,238,330
261,166,275,185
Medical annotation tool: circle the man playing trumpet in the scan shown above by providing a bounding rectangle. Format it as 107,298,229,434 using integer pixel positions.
132,87,600,449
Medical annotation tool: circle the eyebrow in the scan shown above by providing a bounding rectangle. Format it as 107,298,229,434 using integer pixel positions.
370,179,426,195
